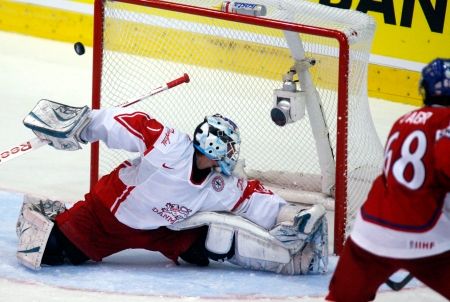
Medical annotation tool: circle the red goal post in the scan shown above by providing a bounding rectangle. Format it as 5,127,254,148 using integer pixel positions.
91,0,383,254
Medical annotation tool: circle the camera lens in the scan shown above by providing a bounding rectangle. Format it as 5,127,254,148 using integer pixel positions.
271,108,287,126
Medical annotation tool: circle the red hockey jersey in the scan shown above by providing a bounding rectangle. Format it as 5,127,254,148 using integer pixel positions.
351,106,450,258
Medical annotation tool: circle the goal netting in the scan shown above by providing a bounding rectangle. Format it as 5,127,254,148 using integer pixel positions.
91,0,384,253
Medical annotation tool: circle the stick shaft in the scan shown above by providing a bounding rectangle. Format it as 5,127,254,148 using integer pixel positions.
121,73,189,108
0,73,190,166
0,137,47,165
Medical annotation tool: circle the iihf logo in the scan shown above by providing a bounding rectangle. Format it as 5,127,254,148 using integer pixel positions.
212,175,225,192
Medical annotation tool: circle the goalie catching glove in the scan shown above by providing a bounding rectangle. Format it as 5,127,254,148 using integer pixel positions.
23,99,91,151
269,203,326,252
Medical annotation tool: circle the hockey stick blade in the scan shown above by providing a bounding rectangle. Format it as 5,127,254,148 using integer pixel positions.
0,137,48,165
385,273,414,291
0,74,190,166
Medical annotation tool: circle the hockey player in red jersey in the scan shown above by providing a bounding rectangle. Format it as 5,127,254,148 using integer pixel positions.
16,102,328,275
327,58,450,301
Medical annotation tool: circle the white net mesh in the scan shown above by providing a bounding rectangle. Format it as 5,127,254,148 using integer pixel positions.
94,0,384,251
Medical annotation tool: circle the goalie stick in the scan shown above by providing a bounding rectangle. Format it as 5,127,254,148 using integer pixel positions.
0,73,190,166
385,273,414,291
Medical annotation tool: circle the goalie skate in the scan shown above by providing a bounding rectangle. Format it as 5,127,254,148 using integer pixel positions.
16,209,54,270
16,194,66,237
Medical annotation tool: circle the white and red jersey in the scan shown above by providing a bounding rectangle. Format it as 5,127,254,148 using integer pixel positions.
351,106,450,258
81,108,286,230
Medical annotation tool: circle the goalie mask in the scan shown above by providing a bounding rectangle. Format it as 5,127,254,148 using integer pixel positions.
420,58,450,107
193,114,241,176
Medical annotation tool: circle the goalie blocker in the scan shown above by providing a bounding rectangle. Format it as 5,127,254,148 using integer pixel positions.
23,99,91,151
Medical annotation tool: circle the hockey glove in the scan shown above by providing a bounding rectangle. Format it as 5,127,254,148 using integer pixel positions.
269,204,326,252
23,99,91,151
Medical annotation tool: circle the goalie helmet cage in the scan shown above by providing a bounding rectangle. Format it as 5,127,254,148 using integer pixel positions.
91,0,384,254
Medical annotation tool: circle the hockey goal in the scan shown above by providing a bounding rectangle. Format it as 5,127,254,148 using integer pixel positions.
91,0,383,254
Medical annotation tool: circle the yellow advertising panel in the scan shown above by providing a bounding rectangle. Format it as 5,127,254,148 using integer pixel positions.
305,0,449,105
3,0,446,105
309,0,450,66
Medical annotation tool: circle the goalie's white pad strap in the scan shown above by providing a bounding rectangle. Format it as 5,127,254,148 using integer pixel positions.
206,224,234,255
169,212,291,264
16,209,54,270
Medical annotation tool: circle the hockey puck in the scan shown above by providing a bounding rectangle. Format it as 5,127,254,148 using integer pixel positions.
74,42,85,55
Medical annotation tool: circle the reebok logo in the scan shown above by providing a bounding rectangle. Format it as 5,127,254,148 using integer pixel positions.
0,141,32,163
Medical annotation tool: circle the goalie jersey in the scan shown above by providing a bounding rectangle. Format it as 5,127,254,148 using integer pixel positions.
81,108,286,230
351,106,450,259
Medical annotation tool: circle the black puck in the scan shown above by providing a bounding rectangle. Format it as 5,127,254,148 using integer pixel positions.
74,42,85,55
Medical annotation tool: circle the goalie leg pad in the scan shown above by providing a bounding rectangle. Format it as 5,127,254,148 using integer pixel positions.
23,99,91,151
169,212,291,264
169,212,328,275
16,194,66,238
230,216,328,275
16,209,54,270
